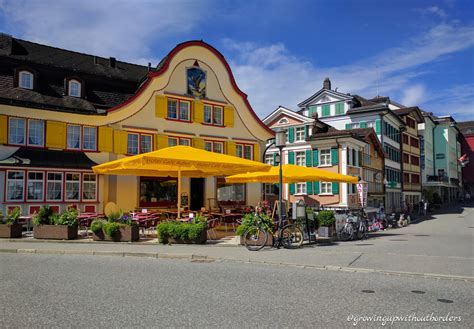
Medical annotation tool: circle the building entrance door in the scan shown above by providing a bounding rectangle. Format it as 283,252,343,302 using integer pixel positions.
190,178,205,210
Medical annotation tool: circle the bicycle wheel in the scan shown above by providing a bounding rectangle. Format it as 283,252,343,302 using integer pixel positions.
281,225,304,249
339,224,353,241
243,226,268,251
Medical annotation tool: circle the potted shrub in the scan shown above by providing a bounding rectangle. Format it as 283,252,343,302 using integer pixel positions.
33,206,78,240
90,212,139,242
317,210,335,238
236,213,274,246
157,217,207,244
0,207,23,238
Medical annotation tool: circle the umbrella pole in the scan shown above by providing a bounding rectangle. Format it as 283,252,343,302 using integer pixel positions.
177,169,182,219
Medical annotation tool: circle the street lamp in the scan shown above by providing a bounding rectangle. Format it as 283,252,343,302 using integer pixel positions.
275,129,286,244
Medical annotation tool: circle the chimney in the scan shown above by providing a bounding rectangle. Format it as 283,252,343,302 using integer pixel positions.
148,62,151,72
323,77,331,90
93,56,98,64
109,57,116,68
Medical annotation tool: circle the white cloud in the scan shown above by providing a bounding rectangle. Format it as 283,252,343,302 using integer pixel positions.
421,84,474,121
402,84,426,106
425,6,448,18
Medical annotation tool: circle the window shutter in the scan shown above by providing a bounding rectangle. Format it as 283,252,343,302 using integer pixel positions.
289,183,295,195
375,119,381,134
304,125,309,139
305,150,312,167
345,123,351,130
288,127,295,143
273,153,277,166
253,143,260,161
46,121,66,149
154,134,168,150
193,138,205,149
0,115,7,144
193,100,204,123
113,130,128,154
312,149,319,167
313,182,320,195
322,104,330,116
224,106,234,127
155,95,167,118
332,182,339,194
288,151,295,164
331,147,338,165
98,126,113,152
226,141,236,156
359,121,367,128
306,182,313,195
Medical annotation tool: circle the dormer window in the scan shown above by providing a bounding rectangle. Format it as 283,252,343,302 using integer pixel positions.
278,118,289,125
68,79,81,97
19,71,33,89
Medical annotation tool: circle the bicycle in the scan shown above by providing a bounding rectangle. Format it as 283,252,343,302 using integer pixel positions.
242,213,304,251
338,210,368,241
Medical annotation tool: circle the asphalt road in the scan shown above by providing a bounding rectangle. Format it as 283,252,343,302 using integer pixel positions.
0,253,472,328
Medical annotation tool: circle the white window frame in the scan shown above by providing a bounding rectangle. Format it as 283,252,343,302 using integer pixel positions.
127,133,139,155
264,183,275,195
179,101,190,121
167,99,178,119
296,151,305,166
168,137,178,147
350,123,360,129
82,126,97,151
46,172,63,202
265,154,274,165
320,182,332,195
68,79,81,97
295,182,307,195
65,172,81,202
6,170,25,202
27,119,44,147
319,149,331,166
67,125,82,150
19,70,33,89
204,141,213,152
236,144,253,160
295,127,305,142
8,117,26,145
203,104,223,126
82,173,97,201
26,171,44,202
213,141,223,154
140,134,153,153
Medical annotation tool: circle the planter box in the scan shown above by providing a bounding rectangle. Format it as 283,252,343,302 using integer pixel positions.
92,226,139,242
0,223,23,238
318,226,334,238
33,225,78,240
165,229,207,244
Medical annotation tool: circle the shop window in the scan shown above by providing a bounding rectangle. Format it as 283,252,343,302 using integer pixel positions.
216,177,245,205
67,125,82,149
8,117,26,145
320,182,332,194
83,126,97,151
65,173,81,201
27,171,44,201
27,119,44,147
6,171,25,202
139,177,177,207
82,174,97,201
47,172,63,201
68,80,81,97
319,149,331,166
19,70,33,89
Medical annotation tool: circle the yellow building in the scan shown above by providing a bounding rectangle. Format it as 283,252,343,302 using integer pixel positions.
0,36,273,215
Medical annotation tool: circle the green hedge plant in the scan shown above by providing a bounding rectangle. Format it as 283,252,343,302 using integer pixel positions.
317,210,336,227
157,220,207,244
4,207,21,225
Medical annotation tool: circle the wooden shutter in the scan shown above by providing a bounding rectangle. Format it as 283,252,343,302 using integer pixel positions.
345,123,351,130
306,182,313,195
0,115,7,144
313,182,320,195
289,183,295,195
312,149,319,167
375,119,381,134
253,143,260,161
288,127,295,143
193,138,205,149
359,121,367,128
273,153,278,166
332,182,339,194
304,125,309,139
331,148,338,166
226,141,236,156
288,151,295,164
194,100,204,123
154,134,168,150
305,150,312,167
113,130,128,154
322,104,330,116
224,106,234,127
98,127,113,152
46,121,66,149
155,95,168,118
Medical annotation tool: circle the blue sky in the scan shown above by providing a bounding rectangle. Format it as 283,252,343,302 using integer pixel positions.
0,0,472,121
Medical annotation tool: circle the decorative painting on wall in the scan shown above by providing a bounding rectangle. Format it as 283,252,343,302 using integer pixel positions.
187,67,206,98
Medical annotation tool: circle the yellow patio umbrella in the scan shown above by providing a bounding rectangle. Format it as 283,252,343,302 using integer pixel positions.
92,146,270,218
225,164,359,184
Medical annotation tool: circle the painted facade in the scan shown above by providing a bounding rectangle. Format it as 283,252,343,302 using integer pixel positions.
458,121,474,195
0,38,274,215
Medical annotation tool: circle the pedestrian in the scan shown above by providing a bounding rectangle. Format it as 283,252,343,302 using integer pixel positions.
418,199,424,215
423,200,428,215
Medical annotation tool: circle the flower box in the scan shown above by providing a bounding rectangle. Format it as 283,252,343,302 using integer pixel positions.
33,225,78,240
0,223,23,238
318,226,334,238
92,226,139,242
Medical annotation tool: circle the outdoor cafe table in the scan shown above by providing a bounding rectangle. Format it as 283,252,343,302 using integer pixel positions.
18,215,33,235
211,212,242,231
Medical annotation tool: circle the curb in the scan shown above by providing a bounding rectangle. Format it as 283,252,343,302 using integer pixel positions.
1,247,473,283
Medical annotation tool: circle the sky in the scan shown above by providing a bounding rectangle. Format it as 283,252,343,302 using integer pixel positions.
0,0,473,121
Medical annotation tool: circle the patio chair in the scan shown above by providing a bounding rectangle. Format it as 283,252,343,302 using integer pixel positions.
207,218,219,240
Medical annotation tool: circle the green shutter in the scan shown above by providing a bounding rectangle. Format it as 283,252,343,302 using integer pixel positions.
288,151,295,164
308,106,316,117
306,182,313,195
312,149,319,166
288,127,295,143
375,119,381,134
305,150,312,167
360,121,367,128
345,123,351,130
322,104,330,117
336,102,344,115
313,182,320,195
332,182,339,194
304,125,309,139
331,147,338,165
273,153,277,166
289,183,295,195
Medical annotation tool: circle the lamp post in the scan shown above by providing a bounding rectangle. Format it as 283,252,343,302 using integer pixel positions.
275,130,287,241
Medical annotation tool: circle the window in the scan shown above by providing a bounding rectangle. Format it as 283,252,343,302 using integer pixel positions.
411,174,420,184
127,133,139,154
366,121,375,128
320,149,331,166
410,137,419,148
68,80,81,97
411,155,420,166
203,104,223,126
320,182,332,194
384,143,400,163
168,137,178,147
335,102,344,115
322,104,330,117
236,144,253,160
264,183,278,195
140,134,152,153
82,174,97,201
406,117,416,129
26,172,44,201
19,71,33,89
403,153,409,163
403,134,409,144
265,154,275,165
6,171,25,201
278,118,289,124
385,168,401,183
8,117,26,145
349,123,360,129
67,125,81,149
139,177,177,207
205,141,224,153
296,183,306,194
47,172,63,201
65,173,80,201
167,99,191,121
383,122,400,143
83,126,97,151
348,183,357,194
403,172,410,183
168,137,190,147
217,177,245,205
296,151,305,166
295,127,305,141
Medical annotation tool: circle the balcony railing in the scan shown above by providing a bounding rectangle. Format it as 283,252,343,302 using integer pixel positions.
427,175,449,183
367,182,384,193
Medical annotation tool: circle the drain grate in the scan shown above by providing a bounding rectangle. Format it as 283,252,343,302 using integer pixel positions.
389,239,408,241
361,290,375,294
411,290,425,294
191,259,215,263
355,244,374,246
437,299,453,304
414,235,430,237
